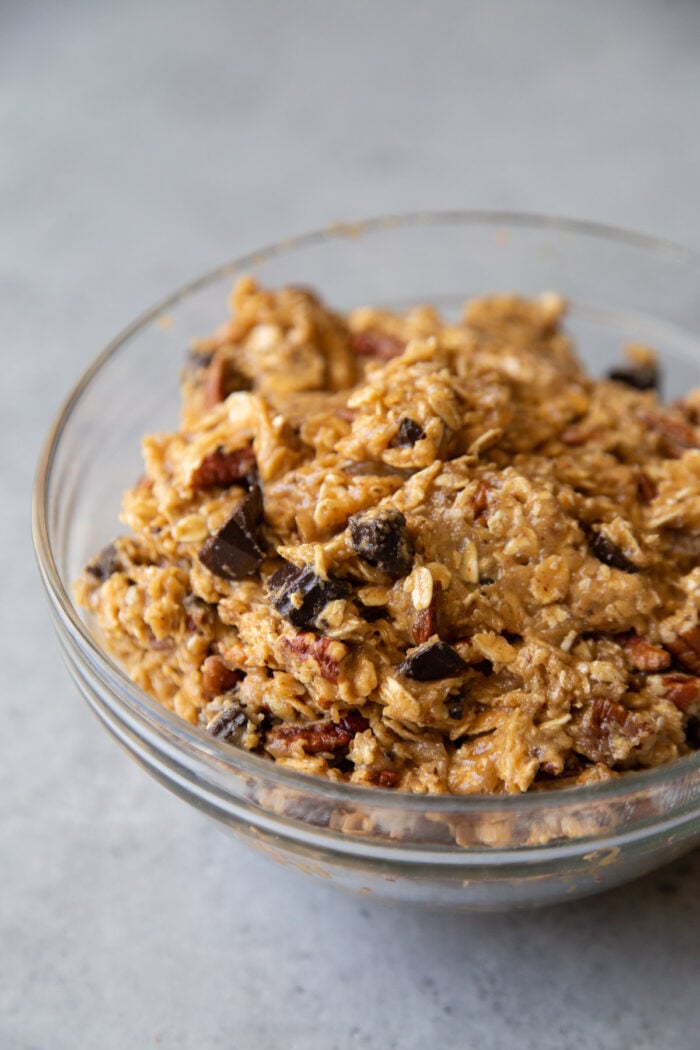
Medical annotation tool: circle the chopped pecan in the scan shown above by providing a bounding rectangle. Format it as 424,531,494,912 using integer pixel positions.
560,425,603,447
635,470,657,503
364,769,399,788
640,410,700,458
665,627,700,674
662,673,700,713
472,480,490,523
280,632,345,682
191,445,257,491
201,655,242,699
351,329,405,361
413,580,442,645
575,698,649,764
204,355,227,408
621,634,671,672
267,715,368,756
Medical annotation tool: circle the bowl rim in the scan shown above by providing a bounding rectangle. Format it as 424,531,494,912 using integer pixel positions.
32,208,700,816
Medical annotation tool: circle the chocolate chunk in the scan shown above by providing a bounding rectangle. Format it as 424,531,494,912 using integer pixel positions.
198,486,264,580
267,561,352,629
607,364,659,392
395,417,426,447
588,530,639,573
398,642,467,681
86,543,120,582
201,655,242,699
186,347,215,371
355,601,386,623
206,702,249,745
349,508,414,576
446,692,465,719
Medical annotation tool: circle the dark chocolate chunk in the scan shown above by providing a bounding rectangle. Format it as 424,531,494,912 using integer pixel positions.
588,530,639,573
186,347,215,371
86,543,120,582
206,702,249,746
198,486,264,580
607,363,659,392
395,417,426,447
348,508,414,576
446,692,465,719
355,601,386,623
267,561,352,629
398,641,467,681
686,716,700,750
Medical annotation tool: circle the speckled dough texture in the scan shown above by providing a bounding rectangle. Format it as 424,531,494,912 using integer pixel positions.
76,279,700,794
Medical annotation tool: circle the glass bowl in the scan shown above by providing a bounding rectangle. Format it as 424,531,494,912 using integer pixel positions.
33,212,700,910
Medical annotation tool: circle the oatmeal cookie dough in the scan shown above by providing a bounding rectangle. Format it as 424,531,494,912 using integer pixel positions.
76,278,700,794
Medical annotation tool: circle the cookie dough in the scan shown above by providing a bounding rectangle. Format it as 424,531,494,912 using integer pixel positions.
76,279,700,794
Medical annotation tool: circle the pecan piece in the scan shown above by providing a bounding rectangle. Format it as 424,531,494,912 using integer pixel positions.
560,425,604,447
204,354,227,408
267,715,368,756
665,627,700,674
413,580,442,645
191,445,257,492
640,410,700,458
351,330,405,360
662,673,700,713
621,634,671,672
201,655,242,699
280,632,346,682
364,769,399,788
635,470,657,503
472,480,490,523
575,698,649,764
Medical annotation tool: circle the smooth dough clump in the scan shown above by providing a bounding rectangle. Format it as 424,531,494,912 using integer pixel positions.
76,278,700,795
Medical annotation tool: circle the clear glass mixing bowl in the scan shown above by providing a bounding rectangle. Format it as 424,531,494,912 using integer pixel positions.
33,212,700,909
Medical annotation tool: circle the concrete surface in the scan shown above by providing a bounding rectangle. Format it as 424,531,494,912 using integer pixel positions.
2,1,699,1047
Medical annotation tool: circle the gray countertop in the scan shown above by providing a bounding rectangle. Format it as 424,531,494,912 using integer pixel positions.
3,1,699,1047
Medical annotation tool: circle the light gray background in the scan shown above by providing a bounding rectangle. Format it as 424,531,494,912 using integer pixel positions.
3,1,699,1047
